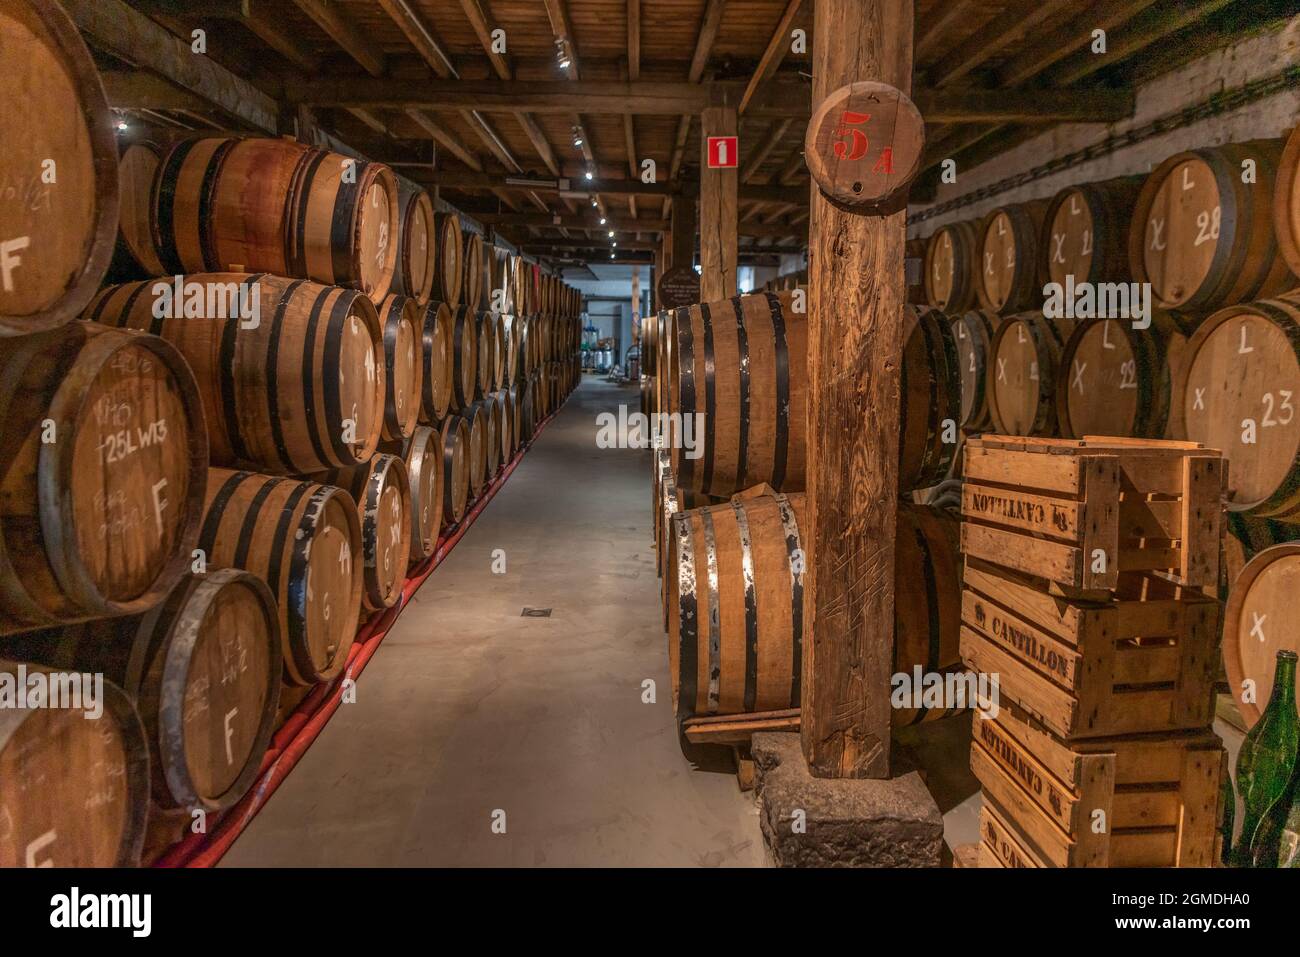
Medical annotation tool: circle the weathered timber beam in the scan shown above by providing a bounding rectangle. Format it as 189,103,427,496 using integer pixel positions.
739,0,802,114
290,0,385,77
64,0,279,132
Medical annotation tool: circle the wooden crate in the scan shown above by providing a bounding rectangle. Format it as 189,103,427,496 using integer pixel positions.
960,558,1220,739
970,705,1224,867
961,436,1225,591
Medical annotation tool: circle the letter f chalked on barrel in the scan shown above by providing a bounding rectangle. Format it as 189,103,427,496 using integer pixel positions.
804,81,925,214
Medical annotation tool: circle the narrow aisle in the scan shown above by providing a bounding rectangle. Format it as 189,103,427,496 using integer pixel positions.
223,377,764,867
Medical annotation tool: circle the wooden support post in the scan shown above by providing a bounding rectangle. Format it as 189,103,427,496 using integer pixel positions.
670,197,696,274
699,102,737,301
801,0,914,779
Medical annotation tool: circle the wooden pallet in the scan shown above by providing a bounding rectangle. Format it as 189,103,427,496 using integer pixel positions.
970,705,1224,867
961,436,1225,592
959,558,1219,739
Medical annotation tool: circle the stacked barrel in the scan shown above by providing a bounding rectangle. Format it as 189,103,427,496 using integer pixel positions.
648,288,966,768
0,0,581,866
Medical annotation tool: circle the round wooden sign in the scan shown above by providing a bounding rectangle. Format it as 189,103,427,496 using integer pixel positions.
804,80,925,211
658,266,702,310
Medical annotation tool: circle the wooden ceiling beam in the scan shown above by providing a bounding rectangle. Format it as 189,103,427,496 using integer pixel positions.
290,0,385,77
515,112,561,177
65,0,279,132
738,0,801,115
377,0,458,78
688,0,728,84
408,171,807,204
627,0,640,80
406,108,483,170
458,0,513,81
926,0,1075,87
740,118,793,183
914,0,978,62
1051,0,1237,87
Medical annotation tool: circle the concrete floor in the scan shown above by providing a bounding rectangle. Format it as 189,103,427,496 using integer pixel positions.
224,376,765,867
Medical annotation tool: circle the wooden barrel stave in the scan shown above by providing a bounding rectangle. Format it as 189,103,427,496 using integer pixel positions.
1223,543,1300,728
1177,290,1300,519
1130,140,1293,311
462,229,485,312
0,323,206,632
0,658,149,866
448,303,478,410
923,220,978,312
5,568,282,813
201,467,363,685
0,0,119,337
153,136,399,302
88,273,386,474
900,305,962,491
669,291,808,499
417,300,454,423
378,294,422,442
1055,314,1187,439
438,415,470,524
108,140,166,282
381,425,443,564
311,454,411,612
987,312,1077,436
667,492,961,725
432,212,462,306
391,176,434,305
975,200,1048,314
1042,176,1143,288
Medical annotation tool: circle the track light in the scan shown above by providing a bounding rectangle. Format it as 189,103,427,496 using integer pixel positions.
599,217,606,225
116,120,128,131
608,230,614,237
585,170,593,181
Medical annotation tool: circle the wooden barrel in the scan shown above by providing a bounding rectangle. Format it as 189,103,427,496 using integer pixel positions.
431,211,462,306
975,200,1048,314
1129,140,1293,311
0,323,205,634
669,291,807,498
439,415,470,524
950,310,1002,432
490,245,513,314
109,140,166,281
1042,177,1143,287
88,274,385,474
493,388,516,460
0,659,149,867
1177,290,1300,518
1224,543,1300,727
391,176,434,305
923,220,979,312
480,397,503,476
378,294,422,442
1221,513,1288,605
450,303,478,410
7,568,281,812
153,136,399,302
506,383,524,451
987,312,1077,436
381,425,442,564
1275,126,1300,279
492,313,508,390
667,491,960,724
900,305,962,491
476,310,496,399
463,402,489,497
0,0,119,337
1055,315,1187,439
312,454,411,612
201,467,363,685
462,229,485,312
418,300,454,423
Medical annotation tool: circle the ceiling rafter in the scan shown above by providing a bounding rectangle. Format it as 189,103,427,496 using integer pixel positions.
290,0,385,77
738,0,801,115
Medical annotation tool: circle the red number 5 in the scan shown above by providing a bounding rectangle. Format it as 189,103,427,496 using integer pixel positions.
832,110,871,161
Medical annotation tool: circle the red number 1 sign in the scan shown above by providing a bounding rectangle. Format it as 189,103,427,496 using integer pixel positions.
706,136,738,169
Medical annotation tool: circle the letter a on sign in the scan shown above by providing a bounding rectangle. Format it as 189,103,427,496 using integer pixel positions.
707,136,738,169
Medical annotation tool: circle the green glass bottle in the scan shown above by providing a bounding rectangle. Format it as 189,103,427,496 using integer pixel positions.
1278,787,1300,867
1234,650,1299,867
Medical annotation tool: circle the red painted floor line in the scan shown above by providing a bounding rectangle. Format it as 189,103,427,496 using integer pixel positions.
154,398,570,868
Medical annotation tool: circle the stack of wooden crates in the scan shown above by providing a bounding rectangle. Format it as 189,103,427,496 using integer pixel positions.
960,435,1228,867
